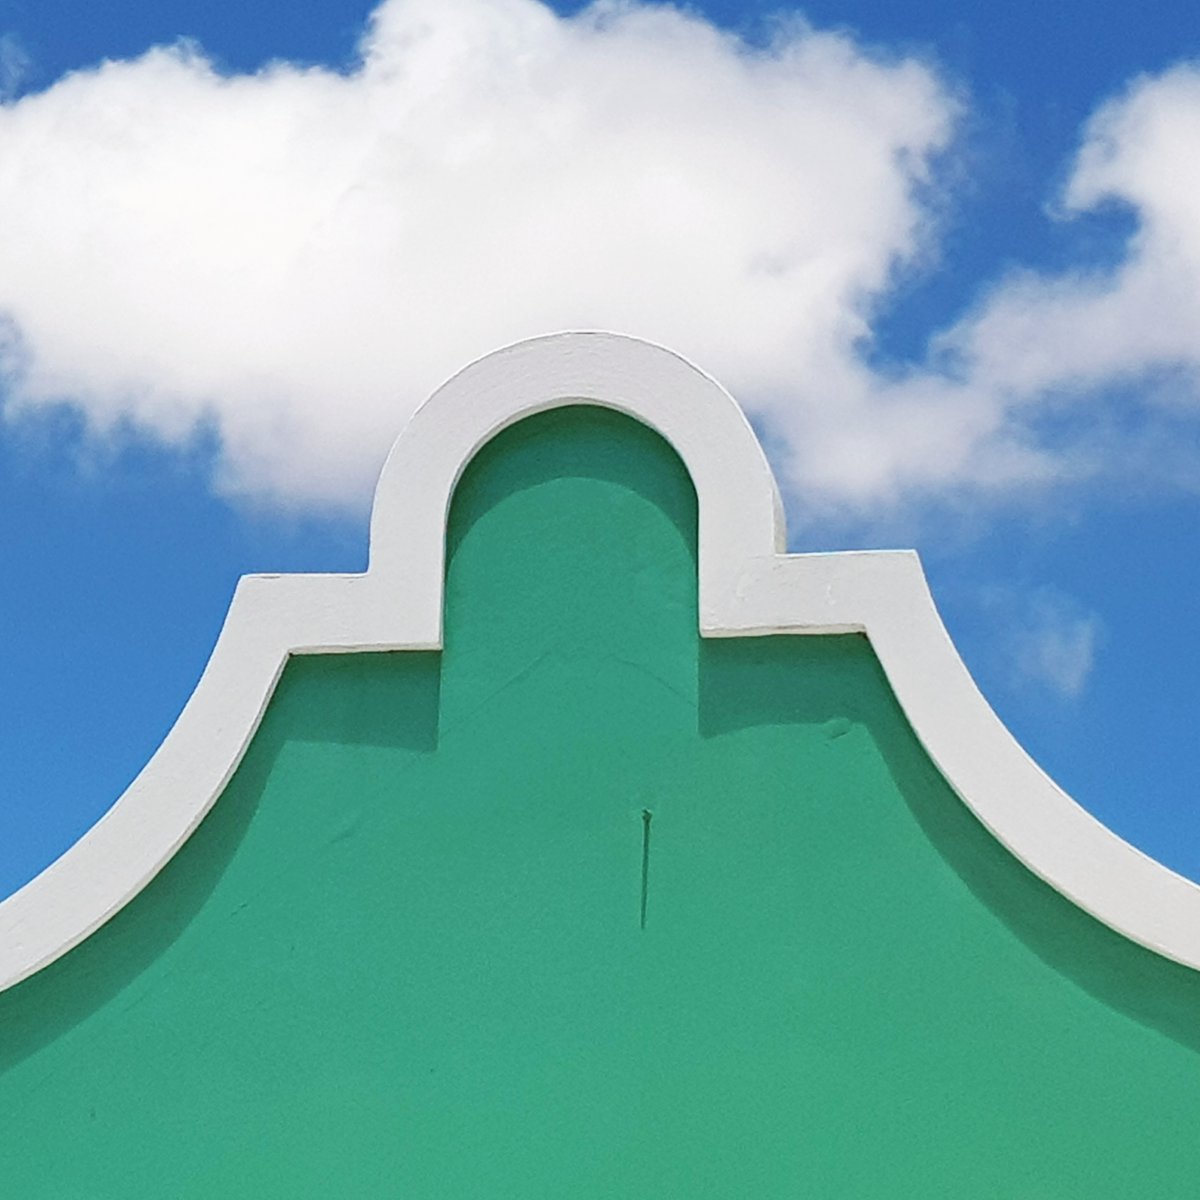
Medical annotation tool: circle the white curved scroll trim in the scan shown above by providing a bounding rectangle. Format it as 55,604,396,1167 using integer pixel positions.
2,330,1198,993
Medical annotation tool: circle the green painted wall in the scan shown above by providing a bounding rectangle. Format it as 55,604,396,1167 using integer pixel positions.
3,407,1200,1196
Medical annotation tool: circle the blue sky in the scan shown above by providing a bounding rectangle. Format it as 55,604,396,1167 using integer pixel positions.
0,0,1197,897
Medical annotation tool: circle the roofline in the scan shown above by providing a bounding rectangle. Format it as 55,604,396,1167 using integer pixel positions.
4,330,1198,990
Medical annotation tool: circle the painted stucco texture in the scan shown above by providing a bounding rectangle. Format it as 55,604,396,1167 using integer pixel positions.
3,407,1200,1196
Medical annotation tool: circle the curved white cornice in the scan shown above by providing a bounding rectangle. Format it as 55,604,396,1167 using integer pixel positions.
2,330,1199,991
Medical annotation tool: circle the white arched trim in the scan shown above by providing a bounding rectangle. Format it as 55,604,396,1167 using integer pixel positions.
2,331,1198,991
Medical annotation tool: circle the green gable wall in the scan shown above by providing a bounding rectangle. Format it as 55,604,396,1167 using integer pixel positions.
2,407,1200,1195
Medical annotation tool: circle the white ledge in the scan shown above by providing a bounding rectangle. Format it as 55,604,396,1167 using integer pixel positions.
2,330,1199,991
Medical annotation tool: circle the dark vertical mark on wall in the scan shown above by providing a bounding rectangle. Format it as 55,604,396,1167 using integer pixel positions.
640,808,653,931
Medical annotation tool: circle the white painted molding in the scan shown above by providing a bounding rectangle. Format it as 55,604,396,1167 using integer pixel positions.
3,330,1199,992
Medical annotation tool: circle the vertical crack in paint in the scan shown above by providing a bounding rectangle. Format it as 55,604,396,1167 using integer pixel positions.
640,808,653,931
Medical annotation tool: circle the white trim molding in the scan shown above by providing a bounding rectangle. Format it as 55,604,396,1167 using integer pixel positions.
3,330,1199,991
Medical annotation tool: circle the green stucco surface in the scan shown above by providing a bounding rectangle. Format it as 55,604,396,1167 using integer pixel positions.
4,407,1200,1195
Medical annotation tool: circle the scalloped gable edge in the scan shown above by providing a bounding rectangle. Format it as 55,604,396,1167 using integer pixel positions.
2,330,1198,991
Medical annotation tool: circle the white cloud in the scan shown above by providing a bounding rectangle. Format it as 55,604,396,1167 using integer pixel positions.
972,66,1200,391
1018,607,1100,700
745,60,1200,522
0,0,953,509
980,586,1103,700
0,34,29,100
879,64,1200,504
3,1,1198,524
